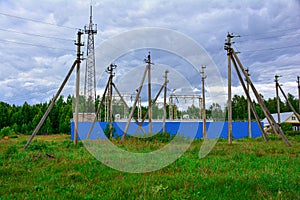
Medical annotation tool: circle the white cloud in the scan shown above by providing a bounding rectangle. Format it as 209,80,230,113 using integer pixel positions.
0,0,299,105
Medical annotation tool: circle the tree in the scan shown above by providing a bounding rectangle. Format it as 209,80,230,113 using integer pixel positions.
208,103,224,121
285,93,298,112
184,104,200,119
0,102,11,129
232,95,248,121
59,105,72,133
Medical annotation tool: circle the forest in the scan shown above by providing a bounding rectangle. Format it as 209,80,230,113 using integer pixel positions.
0,93,299,136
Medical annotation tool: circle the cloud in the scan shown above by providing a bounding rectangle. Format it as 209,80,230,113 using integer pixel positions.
0,0,299,106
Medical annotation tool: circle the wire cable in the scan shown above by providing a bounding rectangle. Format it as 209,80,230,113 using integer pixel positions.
0,12,79,30
0,28,74,41
236,44,300,53
0,39,76,52
237,32,300,43
241,26,300,37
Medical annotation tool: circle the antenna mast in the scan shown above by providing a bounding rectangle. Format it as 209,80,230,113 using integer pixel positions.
84,3,97,113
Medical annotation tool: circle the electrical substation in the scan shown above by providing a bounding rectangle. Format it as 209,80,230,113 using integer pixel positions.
23,4,300,150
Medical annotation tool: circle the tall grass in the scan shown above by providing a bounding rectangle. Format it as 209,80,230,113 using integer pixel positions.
0,134,299,199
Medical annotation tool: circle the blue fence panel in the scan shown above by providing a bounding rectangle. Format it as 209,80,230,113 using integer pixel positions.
71,121,263,140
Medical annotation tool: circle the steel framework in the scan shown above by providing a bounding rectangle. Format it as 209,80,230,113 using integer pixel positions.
83,4,97,113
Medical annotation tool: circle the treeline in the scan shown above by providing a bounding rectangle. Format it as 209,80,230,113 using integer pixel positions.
0,93,299,136
0,95,73,136
231,93,299,121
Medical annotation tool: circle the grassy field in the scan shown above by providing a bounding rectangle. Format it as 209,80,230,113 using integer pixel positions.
0,134,299,199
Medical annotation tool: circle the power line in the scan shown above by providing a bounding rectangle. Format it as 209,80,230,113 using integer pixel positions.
236,43,300,53
0,28,74,41
0,39,76,52
241,26,300,37
0,12,79,30
237,32,300,43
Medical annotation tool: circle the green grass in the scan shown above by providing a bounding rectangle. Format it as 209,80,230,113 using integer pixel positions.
0,134,299,199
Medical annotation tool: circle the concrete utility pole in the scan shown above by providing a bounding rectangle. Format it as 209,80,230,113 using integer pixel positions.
201,65,207,138
275,75,281,124
146,52,153,134
74,30,84,145
23,61,78,150
122,61,149,142
107,64,117,138
298,76,300,113
245,69,252,138
231,48,291,146
225,33,234,144
23,31,84,149
163,70,169,133
231,58,267,142
224,33,290,146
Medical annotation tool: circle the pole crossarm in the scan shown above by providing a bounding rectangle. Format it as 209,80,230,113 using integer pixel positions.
169,94,201,99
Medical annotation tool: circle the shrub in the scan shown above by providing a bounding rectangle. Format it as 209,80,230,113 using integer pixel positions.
285,130,300,137
104,123,116,139
280,123,293,132
0,126,15,138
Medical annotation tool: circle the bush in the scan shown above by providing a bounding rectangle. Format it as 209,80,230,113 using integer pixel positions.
285,130,300,137
0,126,15,138
280,123,293,132
136,132,174,143
104,123,116,139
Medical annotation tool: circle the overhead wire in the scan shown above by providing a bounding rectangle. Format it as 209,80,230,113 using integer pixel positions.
237,31,300,43
237,44,300,53
0,12,78,52
0,12,79,30
0,28,74,41
0,38,76,52
240,25,300,37
230,24,300,53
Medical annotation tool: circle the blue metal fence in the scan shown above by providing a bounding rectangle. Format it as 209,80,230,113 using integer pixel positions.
70,121,263,140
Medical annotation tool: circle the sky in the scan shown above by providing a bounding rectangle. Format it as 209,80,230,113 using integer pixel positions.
0,0,299,108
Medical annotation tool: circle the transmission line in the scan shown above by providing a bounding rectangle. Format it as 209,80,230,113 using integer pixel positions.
238,32,300,43
0,39,75,52
236,43,300,53
0,12,79,30
241,26,300,37
0,28,74,41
